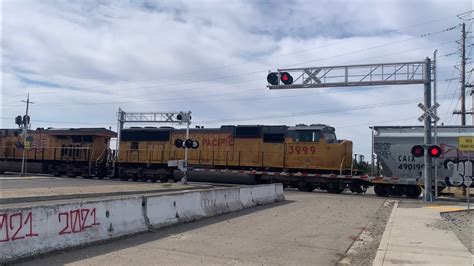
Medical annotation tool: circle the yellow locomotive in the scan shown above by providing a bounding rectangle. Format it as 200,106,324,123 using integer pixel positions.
0,128,116,177
117,124,355,192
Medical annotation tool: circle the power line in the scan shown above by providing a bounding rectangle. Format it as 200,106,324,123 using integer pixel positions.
338,116,419,128
281,25,461,68
195,92,462,124
16,39,458,108
1,91,467,127
4,21,463,102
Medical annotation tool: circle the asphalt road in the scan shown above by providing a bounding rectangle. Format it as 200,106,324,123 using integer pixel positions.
0,175,128,189
0,171,256,190
17,191,387,266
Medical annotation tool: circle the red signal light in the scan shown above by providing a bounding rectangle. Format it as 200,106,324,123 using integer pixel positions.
280,72,293,85
411,145,424,157
428,145,441,158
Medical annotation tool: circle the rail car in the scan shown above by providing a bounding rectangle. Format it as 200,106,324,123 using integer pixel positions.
0,128,116,177
372,125,474,198
116,124,368,193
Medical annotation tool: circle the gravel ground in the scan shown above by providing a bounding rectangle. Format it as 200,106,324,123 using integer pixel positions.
438,210,473,253
337,200,395,265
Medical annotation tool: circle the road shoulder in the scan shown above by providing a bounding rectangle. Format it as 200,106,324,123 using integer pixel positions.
338,199,396,265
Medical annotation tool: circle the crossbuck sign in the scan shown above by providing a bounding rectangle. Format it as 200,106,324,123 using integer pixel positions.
418,102,440,122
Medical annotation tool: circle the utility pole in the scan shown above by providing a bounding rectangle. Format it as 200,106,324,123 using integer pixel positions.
433,50,439,199
454,23,467,125
19,93,34,176
470,83,474,125
461,23,466,126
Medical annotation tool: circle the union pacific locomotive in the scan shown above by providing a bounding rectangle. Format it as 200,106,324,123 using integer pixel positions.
0,128,116,177
116,124,361,193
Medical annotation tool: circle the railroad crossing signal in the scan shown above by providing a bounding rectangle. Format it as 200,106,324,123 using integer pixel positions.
411,144,442,158
176,111,192,125
266,72,294,86
411,145,424,157
428,145,441,158
175,138,199,149
417,102,440,122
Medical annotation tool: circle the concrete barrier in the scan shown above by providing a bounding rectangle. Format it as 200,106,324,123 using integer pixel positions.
0,184,284,263
0,197,147,262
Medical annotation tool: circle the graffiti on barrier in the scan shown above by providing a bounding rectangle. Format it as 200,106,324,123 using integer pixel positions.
0,212,38,242
58,208,100,235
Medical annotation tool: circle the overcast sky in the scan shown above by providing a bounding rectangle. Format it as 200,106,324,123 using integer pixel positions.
1,0,472,157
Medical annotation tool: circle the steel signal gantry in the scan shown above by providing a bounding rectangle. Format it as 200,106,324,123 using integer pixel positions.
267,61,427,89
267,59,436,202
116,108,192,184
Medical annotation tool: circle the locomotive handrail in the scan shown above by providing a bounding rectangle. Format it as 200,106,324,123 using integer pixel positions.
339,154,345,175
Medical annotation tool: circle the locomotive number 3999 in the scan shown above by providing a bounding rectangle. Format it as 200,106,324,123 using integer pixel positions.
287,145,316,155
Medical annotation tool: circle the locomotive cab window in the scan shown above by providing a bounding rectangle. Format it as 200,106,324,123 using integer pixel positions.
294,130,321,142
322,127,337,143
131,142,139,150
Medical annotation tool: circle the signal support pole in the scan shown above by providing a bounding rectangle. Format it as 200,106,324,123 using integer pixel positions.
461,23,466,126
433,50,439,199
423,58,433,202
20,93,34,177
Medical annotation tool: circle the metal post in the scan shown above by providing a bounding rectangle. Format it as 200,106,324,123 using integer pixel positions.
371,127,375,176
181,120,190,184
471,83,474,126
423,58,433,202
467,153,470,210
116,108,124,157
461,23,466,126
433,50,439,199
20,93,33,177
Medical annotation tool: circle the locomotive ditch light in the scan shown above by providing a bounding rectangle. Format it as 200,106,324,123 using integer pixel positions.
280,72,293,85
411,145,424,157
267,72,279,85
175,139,183,148
428,145,442,158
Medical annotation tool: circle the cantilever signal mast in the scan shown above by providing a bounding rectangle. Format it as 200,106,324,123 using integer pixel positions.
19,93,34,176
266,59,437,203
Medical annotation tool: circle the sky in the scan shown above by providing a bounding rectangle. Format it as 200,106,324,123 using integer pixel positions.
1,0,473,157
